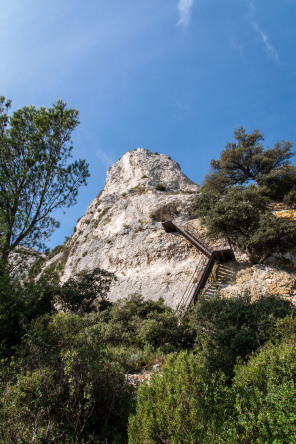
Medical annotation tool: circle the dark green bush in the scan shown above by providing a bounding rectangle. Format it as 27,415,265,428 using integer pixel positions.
129,334,296,444
191,185,296,262
128,351,230,443
155,183,166,191
187,293,294,378
57,268,115,314
0,312,135,443
101,294,186,349
224,335,296,443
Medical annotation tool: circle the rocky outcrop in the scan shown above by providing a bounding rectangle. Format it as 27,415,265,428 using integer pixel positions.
219,264,296,302
43,148,296,308
58,149,201,308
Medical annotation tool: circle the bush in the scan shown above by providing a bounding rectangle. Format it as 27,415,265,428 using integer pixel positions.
129,323,296,444
155,183,166,192
57,268,115,314
101,294,186,349
191,185,296,262
0,312,135,443
187,293,294,378
224,336,296,443
0,266,56,358
128,351,230,443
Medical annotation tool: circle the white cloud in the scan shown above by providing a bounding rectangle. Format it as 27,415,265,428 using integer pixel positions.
95,150,115,168
247,1,279,62
252,22,279,62
177,0,193,27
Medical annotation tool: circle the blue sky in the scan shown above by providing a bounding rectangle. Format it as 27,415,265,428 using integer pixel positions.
1,0,296,248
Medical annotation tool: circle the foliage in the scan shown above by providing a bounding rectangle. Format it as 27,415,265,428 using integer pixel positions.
100,294,187,349
0,265,116,358
203,127,295,198
193,128,296,260
0,97,89,261
0,265,57,358
191,185,296,262
128,351,230,443
0,313,134,443
57,268,115,314
129,334,296,444
224,336,296,443
2,268,296,443
187,293,294,378
132,185,146,195
0,291,189,442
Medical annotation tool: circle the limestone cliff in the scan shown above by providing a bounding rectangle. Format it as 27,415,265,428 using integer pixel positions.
60,149,201,308
44,148,296,308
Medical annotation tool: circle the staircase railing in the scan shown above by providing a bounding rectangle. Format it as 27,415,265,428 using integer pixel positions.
176,256,208,313
162,212,235,313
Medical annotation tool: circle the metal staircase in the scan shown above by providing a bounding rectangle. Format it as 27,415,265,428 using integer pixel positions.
162,214,235,312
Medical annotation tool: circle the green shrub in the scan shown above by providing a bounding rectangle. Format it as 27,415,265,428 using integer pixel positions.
101,294,186,349
57,268,115,314
128,335,296,444
155,183,166,192
131,185,146,195
191,185,296,262
0,313,135,443
224,336,296,443
187,293,294,378
128,351,230,443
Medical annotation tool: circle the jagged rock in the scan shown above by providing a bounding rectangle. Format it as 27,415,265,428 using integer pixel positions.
103,148,199,196
219,264,296,302
59,149,201,307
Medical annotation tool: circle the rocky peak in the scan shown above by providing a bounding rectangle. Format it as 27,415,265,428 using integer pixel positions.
40,147,296,309
102,148,199,196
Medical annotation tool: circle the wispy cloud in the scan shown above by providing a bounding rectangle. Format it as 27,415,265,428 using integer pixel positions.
96,149,115,168
177,0,193,28
252,22,279,62
247,1,279,62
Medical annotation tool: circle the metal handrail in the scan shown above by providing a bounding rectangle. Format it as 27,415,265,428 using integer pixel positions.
177,256,208,313
169,212,214,256
162,210,235,313
185,221,214,254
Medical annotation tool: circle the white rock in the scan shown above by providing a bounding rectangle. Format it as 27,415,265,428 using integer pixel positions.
60,148,201,307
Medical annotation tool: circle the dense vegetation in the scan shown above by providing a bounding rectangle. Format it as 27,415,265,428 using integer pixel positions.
129,329,296,443
191,127,296,262
1,261,295,442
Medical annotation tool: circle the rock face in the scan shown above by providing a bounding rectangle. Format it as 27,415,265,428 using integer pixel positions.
60,149,201,308
45,147,295,309
219,264,296,302
9,247,45,280
103,149,199,195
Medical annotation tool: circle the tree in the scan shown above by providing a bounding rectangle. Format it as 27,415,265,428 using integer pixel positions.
0,97,89,262
58,268,115,314
192,128,296,261
191,186,296,262
203,127,295,200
